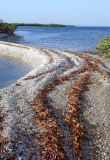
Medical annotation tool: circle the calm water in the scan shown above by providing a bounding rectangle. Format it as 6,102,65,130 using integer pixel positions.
15,26,110,51
0,57,32,89
0,26,110,89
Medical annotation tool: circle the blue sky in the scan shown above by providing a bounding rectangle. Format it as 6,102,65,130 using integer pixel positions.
0,0,110,26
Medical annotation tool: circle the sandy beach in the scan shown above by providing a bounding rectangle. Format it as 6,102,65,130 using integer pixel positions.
0,41,110,160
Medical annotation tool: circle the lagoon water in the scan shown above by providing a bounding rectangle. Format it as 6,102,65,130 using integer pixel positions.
15,26,110,51
0,56,32,89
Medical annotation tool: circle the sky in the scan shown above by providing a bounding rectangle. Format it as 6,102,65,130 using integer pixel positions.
0,0,110,26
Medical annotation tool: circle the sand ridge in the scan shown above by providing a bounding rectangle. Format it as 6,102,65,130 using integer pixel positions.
0,41,110,160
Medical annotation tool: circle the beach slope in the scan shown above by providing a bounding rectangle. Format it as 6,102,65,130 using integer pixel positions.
0,41,110,160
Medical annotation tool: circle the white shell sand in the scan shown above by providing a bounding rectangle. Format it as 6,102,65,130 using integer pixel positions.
0,41,110,160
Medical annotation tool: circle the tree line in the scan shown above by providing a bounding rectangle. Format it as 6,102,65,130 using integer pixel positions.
0,20,67,35
11,23,66,27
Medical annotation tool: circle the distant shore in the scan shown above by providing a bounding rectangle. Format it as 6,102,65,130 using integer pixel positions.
10,23,68,27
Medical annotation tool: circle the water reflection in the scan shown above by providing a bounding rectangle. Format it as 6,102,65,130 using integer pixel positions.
0,56,32,89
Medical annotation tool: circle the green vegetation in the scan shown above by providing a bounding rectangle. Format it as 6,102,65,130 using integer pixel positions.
11,23,66,27
96,36,110,60
0,20,17,35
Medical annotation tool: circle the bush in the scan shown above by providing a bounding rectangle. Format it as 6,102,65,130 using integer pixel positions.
96,37,110,59
0,21,17,35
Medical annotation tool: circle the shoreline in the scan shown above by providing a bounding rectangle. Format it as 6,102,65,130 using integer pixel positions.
0,41,50,67
0,41,110,160
0,33,22,44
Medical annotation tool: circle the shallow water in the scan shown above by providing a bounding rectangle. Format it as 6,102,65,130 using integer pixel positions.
0,56,32,89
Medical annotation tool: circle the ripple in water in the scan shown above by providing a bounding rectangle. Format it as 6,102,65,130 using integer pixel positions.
15,26,110,51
